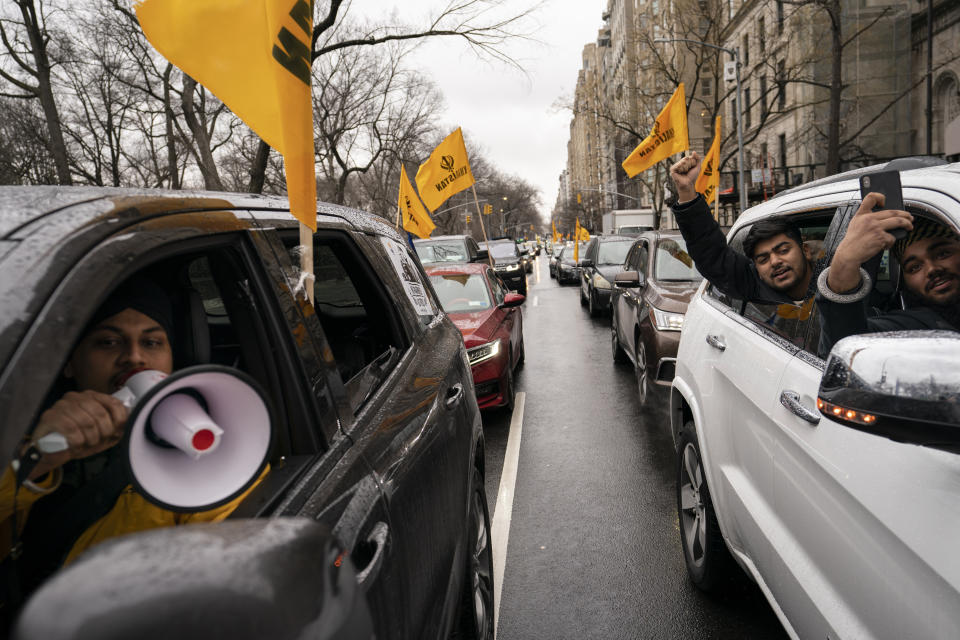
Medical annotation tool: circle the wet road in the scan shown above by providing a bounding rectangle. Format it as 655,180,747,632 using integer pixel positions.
483,256,787,640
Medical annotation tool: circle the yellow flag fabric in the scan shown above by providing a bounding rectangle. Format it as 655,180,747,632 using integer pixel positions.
622,84,690,178
136,0,317,230
399,165,435,239
415,128,475,212
552,221,559,243
696,116,722,205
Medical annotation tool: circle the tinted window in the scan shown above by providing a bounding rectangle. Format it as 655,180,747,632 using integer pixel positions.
654,238,702,282
488,271,506,306
482,242,518,259
429,273,492,313
597,240,634,265
415,240,469,264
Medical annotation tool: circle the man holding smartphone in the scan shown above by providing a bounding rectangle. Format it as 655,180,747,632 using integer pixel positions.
817,192,960,350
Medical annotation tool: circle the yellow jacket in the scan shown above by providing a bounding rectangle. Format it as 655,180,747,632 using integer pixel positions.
0,465,266,567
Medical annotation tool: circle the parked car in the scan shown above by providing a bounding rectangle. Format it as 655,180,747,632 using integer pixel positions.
611,231,701,411
548,242,569,279
670,160,960,639
425,263,525,410
578,234,635,316
0,186,493,640
479,239,527,295
555,243,585,285
413,234,488,265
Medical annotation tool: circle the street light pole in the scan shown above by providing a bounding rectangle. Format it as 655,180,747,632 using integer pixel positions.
653,37,748,212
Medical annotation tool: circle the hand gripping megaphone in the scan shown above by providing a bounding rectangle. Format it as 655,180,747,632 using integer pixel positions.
119,365,273,512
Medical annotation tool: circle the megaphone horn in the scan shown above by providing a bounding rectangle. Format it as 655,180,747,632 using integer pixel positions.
120,365,273,513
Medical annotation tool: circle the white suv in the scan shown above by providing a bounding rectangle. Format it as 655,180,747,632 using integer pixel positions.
670,160,960,639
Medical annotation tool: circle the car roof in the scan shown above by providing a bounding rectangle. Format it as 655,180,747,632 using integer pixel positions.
732,161,960,232
423,263,488,276
597,234,635,242
414,235,471,243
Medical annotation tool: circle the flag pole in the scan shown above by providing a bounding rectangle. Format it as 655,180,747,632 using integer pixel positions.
471,184,494,267
299,223,315,306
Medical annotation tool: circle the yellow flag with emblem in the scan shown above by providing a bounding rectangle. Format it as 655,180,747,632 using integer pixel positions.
398,165,435,239
415,128,476,212
696,115,722,205
622,84,690,178
135,0,317,230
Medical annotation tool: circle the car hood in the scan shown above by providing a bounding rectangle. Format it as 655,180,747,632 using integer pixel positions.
492,256,520,266
447,309,499,345
645,280,699,314
594,265,622,282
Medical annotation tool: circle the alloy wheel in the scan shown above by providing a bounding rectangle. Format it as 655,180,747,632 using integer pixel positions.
635,341,648,405
679,443,707,568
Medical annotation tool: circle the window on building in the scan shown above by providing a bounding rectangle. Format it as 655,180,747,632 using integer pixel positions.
744,87,752,129
742,34,749,66
777,0,784,34
777,60,786,110
760,142,768,168
758,17,765,53
779,133,788,183
760,76,768,117
702,77,712,96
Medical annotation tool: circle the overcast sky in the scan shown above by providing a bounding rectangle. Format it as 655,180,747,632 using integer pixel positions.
353,0,608,221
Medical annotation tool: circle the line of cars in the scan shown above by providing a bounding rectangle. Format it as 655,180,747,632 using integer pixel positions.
563,160,960,639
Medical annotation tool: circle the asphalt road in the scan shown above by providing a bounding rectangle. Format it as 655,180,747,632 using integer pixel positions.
483,255,787,640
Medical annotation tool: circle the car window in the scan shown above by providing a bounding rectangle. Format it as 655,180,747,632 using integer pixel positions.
654,237,702,282
482,242,518,259
429,273,492,313
636,242,650,275
487,269,506,306
414,240,469,264
597,240,634,265
286,233,408,414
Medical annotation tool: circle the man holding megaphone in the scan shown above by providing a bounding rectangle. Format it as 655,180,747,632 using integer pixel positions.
0,276,264,586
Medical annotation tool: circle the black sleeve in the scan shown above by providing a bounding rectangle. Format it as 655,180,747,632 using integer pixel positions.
672,195,784,303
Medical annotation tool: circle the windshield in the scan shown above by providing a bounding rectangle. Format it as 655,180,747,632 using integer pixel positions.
596,240,634,265
655,237,703,281
429,273,492,313
415,241,468,264
482,243,518,259
559,244,585,261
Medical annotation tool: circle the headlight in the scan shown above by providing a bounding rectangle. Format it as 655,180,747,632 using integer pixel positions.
593,273,612,289
507,263,521,271
467,338,501,365
650,307,684,331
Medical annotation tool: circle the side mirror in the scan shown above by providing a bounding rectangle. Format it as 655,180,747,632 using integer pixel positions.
579,258,594,268
502,292,525,307
614,270,644,288
474,249,489,262
15,519,374,640
818,331,960,454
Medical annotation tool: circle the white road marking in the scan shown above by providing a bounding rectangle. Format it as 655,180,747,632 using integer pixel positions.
492,391,525,638
532,296,539,307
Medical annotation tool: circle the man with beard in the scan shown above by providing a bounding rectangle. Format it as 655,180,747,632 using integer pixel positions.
817,192,958,349
669,152,816,303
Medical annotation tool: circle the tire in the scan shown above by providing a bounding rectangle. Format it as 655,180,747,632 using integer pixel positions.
635,340,650,407
517,338,525,368
452,466,494,639
502,357,516,412
588,289,601,317
677,421,739,592
518,279,528,297
580,282,588,306
612,314,628,364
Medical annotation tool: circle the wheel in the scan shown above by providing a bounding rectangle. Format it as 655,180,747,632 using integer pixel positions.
611,315,628,364
517,337,525,368
588,288,600,317
452,466,494,639
580,283,588,306
549,267,555,279
518,279,528,297
635,340,650,407
502,357,516,412
677,421,739,592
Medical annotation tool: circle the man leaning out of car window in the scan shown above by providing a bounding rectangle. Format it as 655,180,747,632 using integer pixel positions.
0,277,266,592
817,193,960,351
668,152,819,305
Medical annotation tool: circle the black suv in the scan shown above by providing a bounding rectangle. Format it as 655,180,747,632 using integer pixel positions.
480,239,527,295
413,234,488,265
0,187,493,640
578,234,636,317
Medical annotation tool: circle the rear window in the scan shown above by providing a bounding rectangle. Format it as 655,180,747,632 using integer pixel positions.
429,273,492,313
415,240,468,264
597,240,634,265
654,238,702,282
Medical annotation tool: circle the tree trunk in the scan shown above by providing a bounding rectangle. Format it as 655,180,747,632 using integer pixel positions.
180,76,224,191
826,0,843,176
163,64,180,189
247,140,270,193
20,0,72,185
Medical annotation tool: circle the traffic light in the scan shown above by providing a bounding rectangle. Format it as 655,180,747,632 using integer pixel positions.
483,204,492,214
466,215,472,223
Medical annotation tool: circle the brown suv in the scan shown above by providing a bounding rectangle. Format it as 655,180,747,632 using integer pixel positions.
610,230,702,413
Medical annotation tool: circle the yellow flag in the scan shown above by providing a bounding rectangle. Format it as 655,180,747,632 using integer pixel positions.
574,219,582,261
622,84,690,178
415,128,475,212
136,0,317,230
696,116,722,205
552,221,559,243
398,165,435,239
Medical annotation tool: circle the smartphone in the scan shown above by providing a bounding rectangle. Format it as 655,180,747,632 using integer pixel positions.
860,170,906,240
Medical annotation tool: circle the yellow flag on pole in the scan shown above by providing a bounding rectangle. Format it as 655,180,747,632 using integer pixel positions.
415,128,476,212
552,221,559,243
696,116,722,205
574,219,582,261
135,0,317,230
399,165,435,239
621,84,690,178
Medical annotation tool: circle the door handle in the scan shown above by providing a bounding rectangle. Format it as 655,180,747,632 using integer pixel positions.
445,383,464,410
705,334,726,351
355,521,389,590
780,390,820,425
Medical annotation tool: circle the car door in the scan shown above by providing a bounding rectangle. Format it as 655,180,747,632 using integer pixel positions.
273,223,480,640
620,239,649,364
766,197,960,639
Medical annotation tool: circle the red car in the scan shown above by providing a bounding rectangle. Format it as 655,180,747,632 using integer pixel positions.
426,263,525,410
